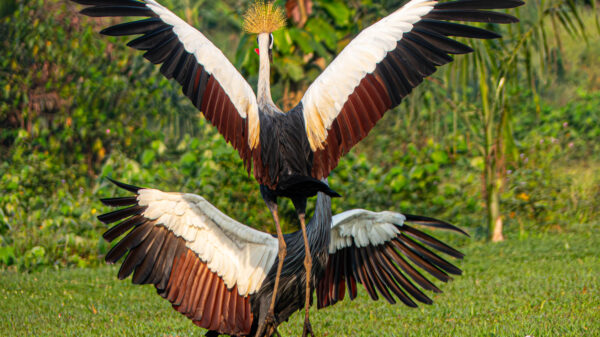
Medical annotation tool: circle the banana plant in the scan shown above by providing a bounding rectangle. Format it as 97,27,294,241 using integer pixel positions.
441,0,598,241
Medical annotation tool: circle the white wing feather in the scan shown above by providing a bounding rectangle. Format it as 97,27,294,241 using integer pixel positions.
301,0,437,150
329,209,406,253
137,189,278,297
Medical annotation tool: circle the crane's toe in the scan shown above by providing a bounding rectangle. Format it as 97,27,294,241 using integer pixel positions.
258,311,279,337
302,317,315,337
266,324,281,337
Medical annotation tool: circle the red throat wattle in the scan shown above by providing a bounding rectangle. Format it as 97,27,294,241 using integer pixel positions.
254,48,260,55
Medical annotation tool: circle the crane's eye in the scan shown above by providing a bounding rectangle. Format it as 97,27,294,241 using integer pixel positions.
269,33,274,49
256,37,259,45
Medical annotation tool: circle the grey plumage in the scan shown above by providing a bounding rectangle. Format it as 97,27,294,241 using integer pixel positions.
249,192,332,336
258,103,312,187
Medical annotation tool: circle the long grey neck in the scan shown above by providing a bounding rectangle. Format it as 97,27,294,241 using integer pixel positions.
307,188,333,254
257,33,275,109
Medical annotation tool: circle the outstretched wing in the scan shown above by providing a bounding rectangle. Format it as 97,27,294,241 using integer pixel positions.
316,209,467,309
97,179,278,335
74,0,260,172
298,0,523,179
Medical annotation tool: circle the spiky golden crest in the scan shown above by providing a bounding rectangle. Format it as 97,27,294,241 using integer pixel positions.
242,1,286,34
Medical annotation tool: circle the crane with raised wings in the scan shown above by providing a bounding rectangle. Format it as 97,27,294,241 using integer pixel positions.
98,178,467,336
72,0,523,334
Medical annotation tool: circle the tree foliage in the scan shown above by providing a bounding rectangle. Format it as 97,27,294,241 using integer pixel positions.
1,0,599,270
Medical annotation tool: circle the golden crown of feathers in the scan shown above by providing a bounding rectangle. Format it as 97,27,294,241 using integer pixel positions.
242,1,286,34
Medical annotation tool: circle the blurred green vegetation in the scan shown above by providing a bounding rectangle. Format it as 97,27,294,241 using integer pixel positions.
1,0,599,271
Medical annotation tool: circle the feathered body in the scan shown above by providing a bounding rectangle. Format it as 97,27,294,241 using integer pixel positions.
248,192,331,336
258,104,321,192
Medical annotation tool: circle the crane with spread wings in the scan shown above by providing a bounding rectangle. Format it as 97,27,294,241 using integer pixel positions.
98,178,467,336
71,0,523,334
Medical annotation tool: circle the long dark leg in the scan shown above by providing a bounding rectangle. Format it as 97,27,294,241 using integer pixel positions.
267,205,285,336
256,202,285,336
300,212,315,337
257,189,286,337
292,198,315,337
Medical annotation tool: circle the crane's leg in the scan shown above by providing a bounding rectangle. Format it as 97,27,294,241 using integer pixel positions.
291,197,314,337
256,201,286,337
299,211,315,337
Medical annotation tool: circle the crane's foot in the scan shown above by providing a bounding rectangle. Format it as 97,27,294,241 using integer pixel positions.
255,311,277,337
258,312,280,337
302,316,315,337
265,316,281,337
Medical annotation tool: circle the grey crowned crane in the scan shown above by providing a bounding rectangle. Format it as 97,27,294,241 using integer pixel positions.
98,178,468,336
72,0,522,334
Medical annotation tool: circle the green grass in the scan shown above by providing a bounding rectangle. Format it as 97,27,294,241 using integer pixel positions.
1,224,599,336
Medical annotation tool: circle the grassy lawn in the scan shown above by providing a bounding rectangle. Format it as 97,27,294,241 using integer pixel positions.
1,223,598,336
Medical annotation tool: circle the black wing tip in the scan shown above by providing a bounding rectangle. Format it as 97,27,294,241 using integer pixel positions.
104,176,143,193
511,0,526,8
462,45,474,54
78,8,92,16
97,213,113,224
434,0,525,10
79,7,106,17
102,231,114,241
72,0,144,4
99,196,138,207
71,0,99,5
100,198,115,206
406,301,419,308
99,27,113,36
404,214,470,238
487,31,502,39
97,217,112,224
